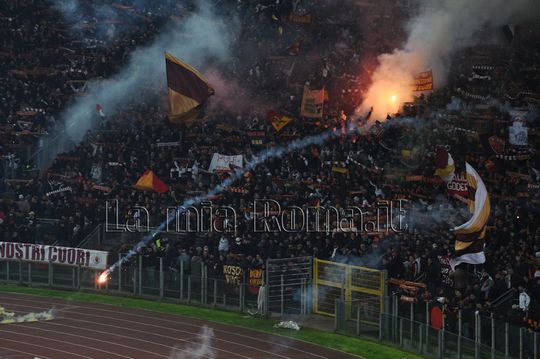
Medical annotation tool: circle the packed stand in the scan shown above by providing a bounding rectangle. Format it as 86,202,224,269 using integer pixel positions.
0,0,539,334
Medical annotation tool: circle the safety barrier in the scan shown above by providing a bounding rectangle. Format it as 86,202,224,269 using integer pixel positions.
265,256,311,316
312,258,386,320
0,257,262,314
334,296,540,359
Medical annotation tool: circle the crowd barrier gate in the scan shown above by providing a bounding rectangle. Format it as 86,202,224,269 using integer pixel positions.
313,258,386,322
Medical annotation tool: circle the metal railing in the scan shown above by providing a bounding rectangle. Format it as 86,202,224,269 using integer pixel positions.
265,256,312,316
335,297,539,359
491,288,515,308
3,257,537,359
0,258,263,315
392,293,540,358
313,258,386,317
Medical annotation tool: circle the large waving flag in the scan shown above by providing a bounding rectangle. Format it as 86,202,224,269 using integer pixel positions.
134,170,169,193
165,53,214,123
450,163,490,269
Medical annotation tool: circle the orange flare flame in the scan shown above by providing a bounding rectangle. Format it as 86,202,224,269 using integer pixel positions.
98,270,110,285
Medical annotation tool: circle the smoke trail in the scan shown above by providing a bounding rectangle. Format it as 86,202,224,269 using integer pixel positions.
357,0,539,120
104,128,339,276
37,1,237,168
101,113,425,278
169,325,216,359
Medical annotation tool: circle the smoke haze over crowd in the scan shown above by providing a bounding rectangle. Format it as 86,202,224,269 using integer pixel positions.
42,1,237,166
358,0,538,120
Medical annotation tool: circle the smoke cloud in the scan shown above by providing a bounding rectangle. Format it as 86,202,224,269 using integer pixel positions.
38,1,237,167
358,0,539,120
204,68,256,114
169,325,216,359
53,0,175,43
0,307,56,324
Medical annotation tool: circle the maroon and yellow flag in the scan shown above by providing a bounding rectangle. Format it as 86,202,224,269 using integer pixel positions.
450,163,490,269
134,170,169,193
266,111,293,132
165,53,214,123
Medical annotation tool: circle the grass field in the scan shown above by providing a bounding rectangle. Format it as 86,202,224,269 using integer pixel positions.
0,284,424,359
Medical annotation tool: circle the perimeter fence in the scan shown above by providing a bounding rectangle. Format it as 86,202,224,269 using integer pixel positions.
0,257,262,314
334,295,539,359
1,257,538,359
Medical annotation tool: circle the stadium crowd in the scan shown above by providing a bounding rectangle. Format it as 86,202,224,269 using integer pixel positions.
1,0,539,335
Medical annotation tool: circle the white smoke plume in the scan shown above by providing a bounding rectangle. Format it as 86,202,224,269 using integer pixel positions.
169,325,216,359
358,0,539,120
0,306,56,324
38,1,238,167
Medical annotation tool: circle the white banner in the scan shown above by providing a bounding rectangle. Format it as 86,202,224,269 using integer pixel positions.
208,153,243,172
509,124,528,146
0,242,108,270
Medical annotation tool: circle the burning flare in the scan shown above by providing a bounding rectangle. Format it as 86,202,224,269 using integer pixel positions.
98,270,110,285
357,47,425,121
